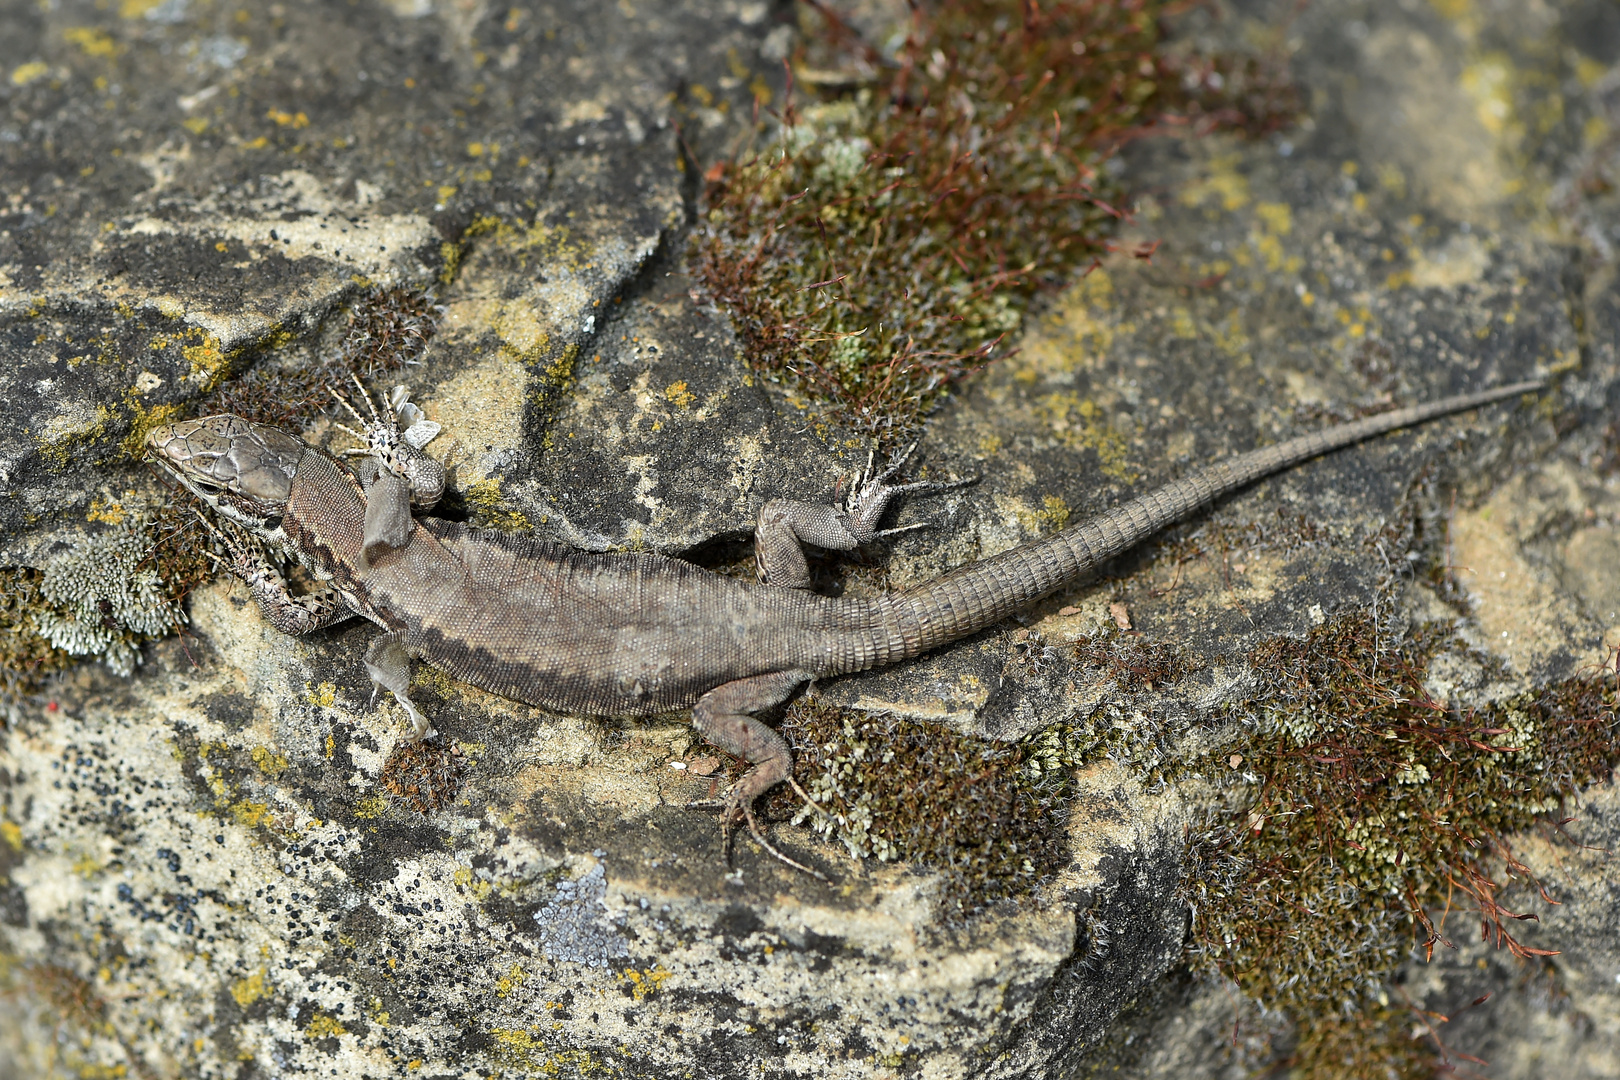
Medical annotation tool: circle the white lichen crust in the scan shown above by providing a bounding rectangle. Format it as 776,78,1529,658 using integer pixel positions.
34,527,186,677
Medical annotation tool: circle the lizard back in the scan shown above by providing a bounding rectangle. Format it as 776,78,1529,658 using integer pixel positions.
285,452,877,715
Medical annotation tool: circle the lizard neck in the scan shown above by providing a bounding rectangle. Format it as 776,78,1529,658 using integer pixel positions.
282,449,369,586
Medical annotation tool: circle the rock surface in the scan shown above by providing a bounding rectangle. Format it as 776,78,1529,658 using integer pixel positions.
1,1,1618,1078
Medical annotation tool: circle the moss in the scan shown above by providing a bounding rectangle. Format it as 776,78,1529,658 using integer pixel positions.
694,0,1295,439
380,740,465,814
197,284,442,429
342,286,441,376
1181,613,1619,1078
0,567,73,701
765,700,1067,918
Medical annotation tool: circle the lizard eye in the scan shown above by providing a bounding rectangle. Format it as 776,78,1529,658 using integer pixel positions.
191,479,225,496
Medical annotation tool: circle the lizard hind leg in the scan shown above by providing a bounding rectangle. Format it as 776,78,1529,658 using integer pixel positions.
753,442,975,589
363,632,434,741
686,671,827,881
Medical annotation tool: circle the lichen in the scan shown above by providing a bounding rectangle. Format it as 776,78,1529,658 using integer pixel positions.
532,864,629,968
33,526,186,677
464,478,535,533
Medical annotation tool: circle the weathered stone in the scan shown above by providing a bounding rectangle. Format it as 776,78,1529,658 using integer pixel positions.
3,0,1620,1077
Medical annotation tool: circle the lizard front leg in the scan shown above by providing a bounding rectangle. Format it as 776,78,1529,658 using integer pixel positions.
686,670,825,879
207,517,355,635
755,443,973,589
335,381,446,566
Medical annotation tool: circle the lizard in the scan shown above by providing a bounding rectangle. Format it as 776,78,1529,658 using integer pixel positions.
146,377,1543,874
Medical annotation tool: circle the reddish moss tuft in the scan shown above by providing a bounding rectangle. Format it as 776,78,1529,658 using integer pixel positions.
694,0,1295,438
381,740,466,815
1184,613,1620,1077
342,285,442,376
200,285,441,428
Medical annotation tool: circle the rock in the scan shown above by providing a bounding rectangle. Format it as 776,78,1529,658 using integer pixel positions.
3,0,1620,1077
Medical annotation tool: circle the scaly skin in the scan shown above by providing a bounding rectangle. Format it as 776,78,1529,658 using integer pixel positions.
147,378,1542,875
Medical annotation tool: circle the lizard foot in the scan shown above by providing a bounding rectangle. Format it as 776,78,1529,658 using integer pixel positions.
193,511,279,591
333,377,445,507
686,781,830,882
686,673,828,880
840,440,978,542
753,444,975,588
364,632,435,742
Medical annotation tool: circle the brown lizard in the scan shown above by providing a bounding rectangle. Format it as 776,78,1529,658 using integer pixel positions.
146,378,1541,874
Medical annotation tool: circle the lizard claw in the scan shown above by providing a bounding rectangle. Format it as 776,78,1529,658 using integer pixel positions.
841,442,977,543
685,791,830,882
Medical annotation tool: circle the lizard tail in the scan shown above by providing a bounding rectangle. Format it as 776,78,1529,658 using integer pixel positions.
852,379,1543,667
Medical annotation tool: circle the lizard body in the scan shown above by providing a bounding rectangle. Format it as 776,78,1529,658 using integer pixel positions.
148,379,1541,871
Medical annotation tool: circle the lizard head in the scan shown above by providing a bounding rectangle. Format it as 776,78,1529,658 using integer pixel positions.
147,415,308,535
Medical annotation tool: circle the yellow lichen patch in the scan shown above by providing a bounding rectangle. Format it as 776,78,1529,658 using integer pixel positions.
1460,53,1516,137
1253,201,1292,236
231,801,269,828
267,109,310,128
352,796,387,820
493,301,551,362
86,497,127,525
662,381,695,409
453,867,494,901
1251,230,1286,273
119,398,182,459
487,1028,601,1074
1036,393,1134,482
230,969,267,1008
307,682,338,709
1179,153,1250,211
534,342,580,408
181,331,228,389
303,1012,345,1040
37,402,112,469
0,820,21,850
11,61,48,86
464,478,534,533
619,966,671,1002
63,27,123,59
251,746,288,777
494,963,526,998
438,240,463,286
1017,269,1118,376
1019,495,1071,535
118,0,166,16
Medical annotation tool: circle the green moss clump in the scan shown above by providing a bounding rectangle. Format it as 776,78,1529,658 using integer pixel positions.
694,0,1295,438
767,699,1067,917
1185,614,1618,1078
0,567,73,702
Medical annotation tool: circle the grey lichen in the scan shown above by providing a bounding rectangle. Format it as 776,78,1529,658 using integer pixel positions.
533,863,629,968
33,526,186,677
